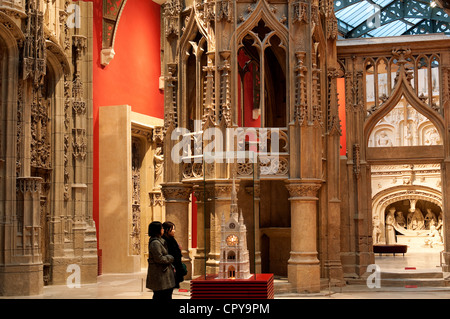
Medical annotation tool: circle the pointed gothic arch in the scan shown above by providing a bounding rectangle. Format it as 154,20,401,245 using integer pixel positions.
234,0,288,48
232,2,289,129
178,9,207,60
364,64,445,150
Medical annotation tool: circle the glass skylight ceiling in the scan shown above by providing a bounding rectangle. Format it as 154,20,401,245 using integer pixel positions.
335,0,450,38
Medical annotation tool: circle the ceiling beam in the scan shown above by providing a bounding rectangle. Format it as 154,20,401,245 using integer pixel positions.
403,18,450,35
345,0,450,38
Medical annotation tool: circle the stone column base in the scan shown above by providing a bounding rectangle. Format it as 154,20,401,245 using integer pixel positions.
288,252,320,293
0,264,43,296
51,256,99,285
193,250,206,276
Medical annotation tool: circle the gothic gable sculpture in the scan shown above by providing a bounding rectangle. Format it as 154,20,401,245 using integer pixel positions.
161,0,344,293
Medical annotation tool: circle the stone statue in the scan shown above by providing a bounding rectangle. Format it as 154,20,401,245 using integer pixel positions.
385,209,396,245
424,209,437,230
396,211,406,228
425,222,443,248
407,208,425,230
373,217,381,244
404,125,412,146
377,131,393,147
436,212,444,243
425,128,440,145
412,208,425,230
153,146,164,186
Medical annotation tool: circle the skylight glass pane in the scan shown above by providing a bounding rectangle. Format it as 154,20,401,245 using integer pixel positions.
372,0,393,7
368,20,409,37
334,0,450,38
336,1,374,28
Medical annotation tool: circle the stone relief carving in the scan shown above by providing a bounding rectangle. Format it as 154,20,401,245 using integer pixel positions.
292,0,309,24
131,138,142,256
369,103,442,147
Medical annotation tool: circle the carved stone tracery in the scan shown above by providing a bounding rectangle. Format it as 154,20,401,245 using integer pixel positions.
1,0,97,296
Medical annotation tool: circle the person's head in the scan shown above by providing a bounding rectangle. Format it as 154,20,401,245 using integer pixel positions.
162,221,176,237
148,221,163,238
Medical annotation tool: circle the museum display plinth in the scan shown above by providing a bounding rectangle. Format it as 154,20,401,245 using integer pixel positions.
190,274,274,299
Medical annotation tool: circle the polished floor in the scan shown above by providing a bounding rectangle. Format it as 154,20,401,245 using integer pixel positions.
2,246,450,300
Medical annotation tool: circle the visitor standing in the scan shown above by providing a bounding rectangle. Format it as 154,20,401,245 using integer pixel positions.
162,221,187,288
146,221,176,300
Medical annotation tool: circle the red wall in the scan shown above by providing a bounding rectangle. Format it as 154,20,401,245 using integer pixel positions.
92,0,164,239
237,50,261,128
337,78,347,156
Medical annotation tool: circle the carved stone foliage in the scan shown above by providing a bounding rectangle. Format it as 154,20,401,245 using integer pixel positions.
30,92,51,170
219,51,232,127
327,68,342,136
353,144,361,178
293,0,309,24
217,0,233,22
311,44,323,128
131,138,141,256
163,0,181,39
72,129,87,160
165,63,178,129
285,182,321,199
161,185,192,202
16,81,23,175
23,0,46,87
294,51,308,125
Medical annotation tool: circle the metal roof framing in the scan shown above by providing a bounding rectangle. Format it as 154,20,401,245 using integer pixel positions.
335,0,450,38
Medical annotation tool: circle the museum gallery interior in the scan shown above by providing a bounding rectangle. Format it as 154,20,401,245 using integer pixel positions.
1,0,450,296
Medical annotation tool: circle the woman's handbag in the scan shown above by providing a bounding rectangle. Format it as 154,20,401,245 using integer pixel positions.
181,263,188,276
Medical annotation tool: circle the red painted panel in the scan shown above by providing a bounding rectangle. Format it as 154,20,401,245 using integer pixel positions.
92,0,164,243
337,77,347,156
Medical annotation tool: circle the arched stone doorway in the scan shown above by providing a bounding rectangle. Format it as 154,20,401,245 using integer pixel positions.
372,183,444,269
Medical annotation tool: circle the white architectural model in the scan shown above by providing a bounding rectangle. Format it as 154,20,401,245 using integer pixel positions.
218,179,251,280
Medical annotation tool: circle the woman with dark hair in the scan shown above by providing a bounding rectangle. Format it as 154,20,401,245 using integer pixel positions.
146,221,176,300
162,221,187,288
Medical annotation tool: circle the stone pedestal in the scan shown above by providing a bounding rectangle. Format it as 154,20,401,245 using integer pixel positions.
286,180,321,293
161,183,193,279
0,264,43,296
0,177,43,296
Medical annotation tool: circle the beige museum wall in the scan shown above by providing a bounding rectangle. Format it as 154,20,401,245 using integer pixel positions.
98,105,163,273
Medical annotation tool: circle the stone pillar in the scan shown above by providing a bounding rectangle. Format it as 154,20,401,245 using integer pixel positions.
441,160,450,272
193,185,206,276
285,180,321,293
245,184,261,274
161,182,193,279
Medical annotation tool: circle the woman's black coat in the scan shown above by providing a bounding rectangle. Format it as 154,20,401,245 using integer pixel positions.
163,235,185,287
